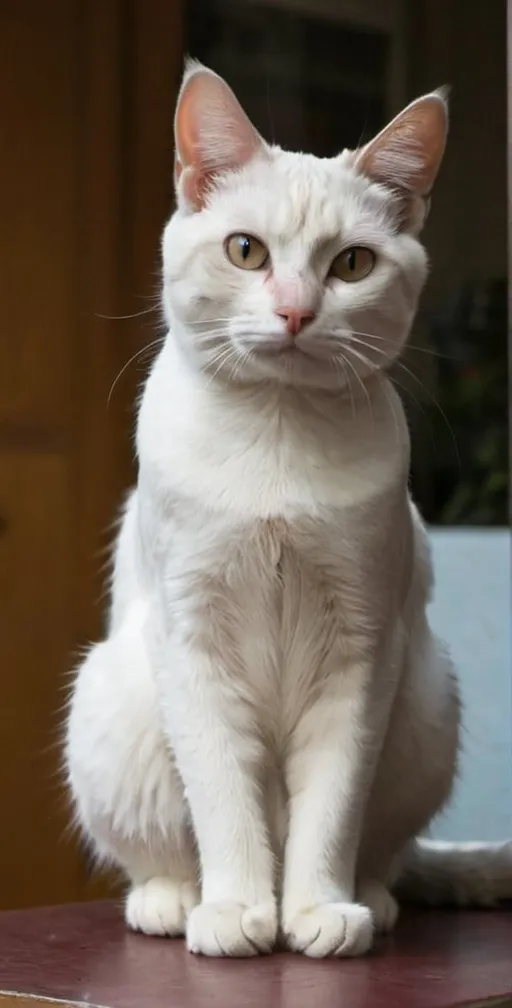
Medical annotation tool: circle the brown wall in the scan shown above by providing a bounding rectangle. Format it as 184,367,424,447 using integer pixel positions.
0,0,182,910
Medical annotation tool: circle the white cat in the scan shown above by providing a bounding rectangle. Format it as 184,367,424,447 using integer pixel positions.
65,61,512,958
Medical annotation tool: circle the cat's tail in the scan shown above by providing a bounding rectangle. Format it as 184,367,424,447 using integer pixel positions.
395,838,512,907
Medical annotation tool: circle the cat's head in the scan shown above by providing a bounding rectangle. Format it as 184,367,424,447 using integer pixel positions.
162,60,448,390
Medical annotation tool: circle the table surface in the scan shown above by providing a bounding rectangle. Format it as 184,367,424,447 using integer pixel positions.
0,900,511,1008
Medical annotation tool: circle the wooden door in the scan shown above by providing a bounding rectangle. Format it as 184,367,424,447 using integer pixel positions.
0,0,182,909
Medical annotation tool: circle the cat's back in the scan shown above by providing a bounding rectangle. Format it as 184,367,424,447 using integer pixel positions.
108,488,147,633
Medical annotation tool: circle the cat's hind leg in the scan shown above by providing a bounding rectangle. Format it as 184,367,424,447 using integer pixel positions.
357,625,460,932
65,613,199,936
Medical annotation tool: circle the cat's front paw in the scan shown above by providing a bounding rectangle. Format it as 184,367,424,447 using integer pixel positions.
187,900,278,957
126,877,200,936
283,902,374,957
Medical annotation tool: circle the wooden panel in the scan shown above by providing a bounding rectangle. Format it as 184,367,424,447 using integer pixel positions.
71,0,129,647
0,453,77,908
0,2,79,430
0,0,183,910
102,0,184,495
73,0,184,645
71,1,183,900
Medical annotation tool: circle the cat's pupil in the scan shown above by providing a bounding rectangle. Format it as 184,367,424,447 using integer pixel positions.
240,237,251,259
347,249,356,271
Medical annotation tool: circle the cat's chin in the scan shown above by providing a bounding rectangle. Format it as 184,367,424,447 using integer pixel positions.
234,345,348,391
257,343,310,361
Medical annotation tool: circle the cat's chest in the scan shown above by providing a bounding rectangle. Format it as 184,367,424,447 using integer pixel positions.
150,501,395,725
206,517,367,718
244,518,345,617
176,510,361,608
149,474,393,600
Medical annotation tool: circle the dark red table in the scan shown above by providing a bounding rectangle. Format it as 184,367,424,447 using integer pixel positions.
0,900,511,1008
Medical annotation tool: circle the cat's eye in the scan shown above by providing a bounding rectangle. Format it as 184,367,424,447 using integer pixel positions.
225,233,269,271
330,246,375,282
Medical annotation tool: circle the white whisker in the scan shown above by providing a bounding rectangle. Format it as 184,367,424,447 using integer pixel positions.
228,348,251,385
381,376,403,447
205,345,239,388
350,329,455,360
347,334,390,360
107,337,166,406
338,349,374,422
97,306,157,322
388,372,435,449
332,354,356,418
341,333,453,458
344,344,407,446
187,317,233,326
194,332,228,346
392,358,461,469
95,304,160,320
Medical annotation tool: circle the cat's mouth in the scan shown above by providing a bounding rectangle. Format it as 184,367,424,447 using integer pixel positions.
240,333,334,368
256,341,313,360
275,344,306,357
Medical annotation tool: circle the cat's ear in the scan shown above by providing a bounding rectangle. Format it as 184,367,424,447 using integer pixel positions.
355,89,449,231
174,60,268,211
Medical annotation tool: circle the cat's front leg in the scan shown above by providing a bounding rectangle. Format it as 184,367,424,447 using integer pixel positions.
281,648,392,958
159,634,277,957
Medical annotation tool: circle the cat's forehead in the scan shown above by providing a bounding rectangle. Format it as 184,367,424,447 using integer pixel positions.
210,147,394,245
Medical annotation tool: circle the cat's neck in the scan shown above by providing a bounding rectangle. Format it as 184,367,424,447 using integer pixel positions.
160,328,388,430
137,332,409,516
139,331,408,467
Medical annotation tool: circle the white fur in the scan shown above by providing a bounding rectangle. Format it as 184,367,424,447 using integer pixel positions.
65,64,511,958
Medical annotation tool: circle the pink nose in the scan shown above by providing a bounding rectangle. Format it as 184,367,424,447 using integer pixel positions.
275,307,315,337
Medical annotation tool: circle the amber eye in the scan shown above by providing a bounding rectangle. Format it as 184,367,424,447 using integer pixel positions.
225,233,269,270
330,246,375,282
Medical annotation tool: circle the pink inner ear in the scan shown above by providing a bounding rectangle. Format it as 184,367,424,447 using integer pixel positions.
175,76,205,170
181,165,210,208
173,154,203,207
356,92,448,199
174,65,266,209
